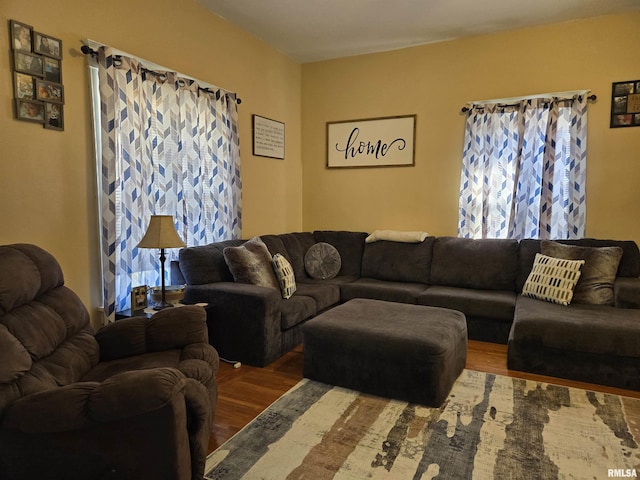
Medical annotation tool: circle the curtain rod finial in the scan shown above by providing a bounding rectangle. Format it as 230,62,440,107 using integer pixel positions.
81,45,97,57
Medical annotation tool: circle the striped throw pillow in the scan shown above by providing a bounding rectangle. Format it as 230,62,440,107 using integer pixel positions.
522,253,585,306
272,253,296,299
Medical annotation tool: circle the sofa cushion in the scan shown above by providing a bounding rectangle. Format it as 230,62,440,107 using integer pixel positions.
570,239,640,277
299,276,359,286
294,282,340,311
0,245,98,406
0,245,63,315
278,233,317,280
313,231,368,276
516,240,544,293
304,242,341,280
517,238,640,292
82,350,182,382
260,235,290,258
361,237,435,284
0,324,31,385
280,295,316,330
615,278,640,309
431,237,519,291
223,237,279,290
179,240,244,285
417,286,516,321
512,296,640,358
541,241,623,306
272,254,296,299
521,253,584,306
340,278,427,304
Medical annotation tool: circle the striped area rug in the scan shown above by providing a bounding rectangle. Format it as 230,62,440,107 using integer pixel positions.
205,370,640,479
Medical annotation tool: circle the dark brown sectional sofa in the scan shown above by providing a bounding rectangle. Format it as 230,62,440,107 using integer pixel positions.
173,231,640,390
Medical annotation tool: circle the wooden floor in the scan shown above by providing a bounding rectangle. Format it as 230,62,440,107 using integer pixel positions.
208,340,640,452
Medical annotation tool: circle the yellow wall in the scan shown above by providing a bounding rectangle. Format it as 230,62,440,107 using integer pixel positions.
1,4,638,327
301,14,640,244
0,0,302,327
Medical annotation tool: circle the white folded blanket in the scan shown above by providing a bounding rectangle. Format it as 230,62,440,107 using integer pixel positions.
365,230,429,243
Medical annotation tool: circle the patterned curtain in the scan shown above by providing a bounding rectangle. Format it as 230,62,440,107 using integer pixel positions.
458,95,587,240
97,47,241,322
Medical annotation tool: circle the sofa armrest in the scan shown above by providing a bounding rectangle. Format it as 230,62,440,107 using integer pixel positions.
96,305,208,361
614,277,640,309
184,282,282,366
2,368,189,433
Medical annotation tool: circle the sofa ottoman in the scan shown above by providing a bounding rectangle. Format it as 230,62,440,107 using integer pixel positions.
303,298,467,406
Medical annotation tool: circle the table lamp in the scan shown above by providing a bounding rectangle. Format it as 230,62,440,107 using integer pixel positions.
136,215,186,310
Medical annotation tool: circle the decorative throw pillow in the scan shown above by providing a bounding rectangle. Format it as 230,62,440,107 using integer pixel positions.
522,253,585,306
272,254,296,299
365,230,429,243
541,241,623,305
222,237,279,290
304,242,341,280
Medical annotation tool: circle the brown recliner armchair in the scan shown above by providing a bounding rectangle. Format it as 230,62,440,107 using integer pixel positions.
0,244,219,480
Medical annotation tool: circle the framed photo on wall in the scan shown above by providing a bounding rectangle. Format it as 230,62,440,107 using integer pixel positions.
44,57,61,83
16,99,45,123
327,114,416,168
44,103,63,131
34,32,62,59
14,51,43,76
10,20,33,52
610,80,640,128
14,72,35,100
9,19,65,132
36,79,64,104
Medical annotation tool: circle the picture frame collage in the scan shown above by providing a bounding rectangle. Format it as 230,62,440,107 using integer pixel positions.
610,80,640,128
10,19,64,131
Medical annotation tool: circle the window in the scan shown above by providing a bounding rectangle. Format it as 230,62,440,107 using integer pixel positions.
88,45,242,321
458,94,589,240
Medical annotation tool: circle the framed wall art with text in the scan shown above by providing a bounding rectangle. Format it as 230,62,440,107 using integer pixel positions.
327,115,416,168
253,114,285,159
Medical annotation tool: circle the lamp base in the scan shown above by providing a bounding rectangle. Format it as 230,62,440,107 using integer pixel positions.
153,302,175,311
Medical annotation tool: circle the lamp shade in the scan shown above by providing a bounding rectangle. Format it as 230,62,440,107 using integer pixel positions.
136,215,186,249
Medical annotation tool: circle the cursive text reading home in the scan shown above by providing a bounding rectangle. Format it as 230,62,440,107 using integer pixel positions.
335,128,406,160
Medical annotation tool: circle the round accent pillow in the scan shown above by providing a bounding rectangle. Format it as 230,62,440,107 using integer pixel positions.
304,242,341,280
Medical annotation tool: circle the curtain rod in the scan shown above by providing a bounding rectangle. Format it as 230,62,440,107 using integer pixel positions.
460,91,596,113
80,44,242,105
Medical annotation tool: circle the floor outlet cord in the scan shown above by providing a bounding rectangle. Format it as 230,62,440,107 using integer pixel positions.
220,357,241,368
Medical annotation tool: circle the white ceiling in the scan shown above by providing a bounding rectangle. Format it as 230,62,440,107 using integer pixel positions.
196,0,640,63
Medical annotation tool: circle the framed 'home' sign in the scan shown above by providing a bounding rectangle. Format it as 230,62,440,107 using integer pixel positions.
327,115,416,168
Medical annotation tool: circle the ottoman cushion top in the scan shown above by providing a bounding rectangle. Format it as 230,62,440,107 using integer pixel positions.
304,298,466,357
